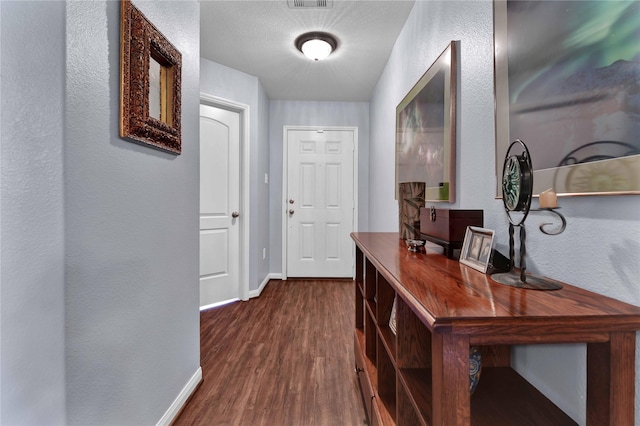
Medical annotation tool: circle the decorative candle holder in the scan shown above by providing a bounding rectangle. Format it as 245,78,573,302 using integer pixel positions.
531,207,566,235
490,140,566,291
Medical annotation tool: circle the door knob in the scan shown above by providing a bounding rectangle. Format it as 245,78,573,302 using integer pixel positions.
289,199,295,204
289,209,295,215
232,211,240,218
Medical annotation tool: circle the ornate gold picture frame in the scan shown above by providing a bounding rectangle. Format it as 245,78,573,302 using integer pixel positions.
120,0,182,154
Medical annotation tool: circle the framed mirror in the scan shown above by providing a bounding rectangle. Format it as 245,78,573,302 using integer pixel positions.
494,0,640,197
395,40,459,203
120,0,182,154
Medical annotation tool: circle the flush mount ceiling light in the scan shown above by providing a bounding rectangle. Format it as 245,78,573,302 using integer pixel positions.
295,32,337,61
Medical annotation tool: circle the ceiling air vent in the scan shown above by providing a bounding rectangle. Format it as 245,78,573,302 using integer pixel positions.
287,0,333,8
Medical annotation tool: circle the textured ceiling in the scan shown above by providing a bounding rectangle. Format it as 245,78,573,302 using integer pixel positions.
200,0,415,102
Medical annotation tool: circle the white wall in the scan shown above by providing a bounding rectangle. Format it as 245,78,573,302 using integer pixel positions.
200,58,271,292
257,86,271,284
64,1,200,425
268,100,370,274
370,1,640,424
0,2,67,424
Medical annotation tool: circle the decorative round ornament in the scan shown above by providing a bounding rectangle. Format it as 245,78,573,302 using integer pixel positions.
501,140,533,226
493,139,563,290
469,346,482,394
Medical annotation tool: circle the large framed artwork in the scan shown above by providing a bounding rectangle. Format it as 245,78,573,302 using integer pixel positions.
494,1,640,196
396,40,459,203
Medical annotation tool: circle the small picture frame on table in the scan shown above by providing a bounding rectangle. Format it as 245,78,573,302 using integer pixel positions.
460,226,495,273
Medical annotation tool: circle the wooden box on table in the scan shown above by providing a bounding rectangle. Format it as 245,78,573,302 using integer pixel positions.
419,208,483,258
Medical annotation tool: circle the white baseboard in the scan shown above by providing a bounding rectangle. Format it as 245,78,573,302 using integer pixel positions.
249,273,282,299
156,366,202,426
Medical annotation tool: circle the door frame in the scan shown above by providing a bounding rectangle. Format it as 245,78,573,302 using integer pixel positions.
281,126,359,280
200,93,250,301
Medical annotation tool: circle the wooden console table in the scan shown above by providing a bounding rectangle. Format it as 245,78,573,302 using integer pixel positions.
351,232,640,426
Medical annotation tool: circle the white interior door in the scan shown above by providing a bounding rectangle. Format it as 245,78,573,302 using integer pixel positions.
200,104,240,308
285,128,356,278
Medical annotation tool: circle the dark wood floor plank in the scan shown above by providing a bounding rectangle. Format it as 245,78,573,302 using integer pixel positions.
173,279,367,426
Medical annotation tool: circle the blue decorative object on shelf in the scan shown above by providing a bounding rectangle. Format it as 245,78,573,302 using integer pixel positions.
469,346,482,394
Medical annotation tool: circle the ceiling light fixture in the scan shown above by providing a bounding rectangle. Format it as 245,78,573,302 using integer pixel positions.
295,32,337,61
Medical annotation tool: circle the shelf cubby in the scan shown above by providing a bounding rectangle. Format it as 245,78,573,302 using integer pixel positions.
377,333,396,424
395,296,431,370
355,246,364,288
376,272,395,325
356,285,364,331
364,258,377,301
471,367,575,425
364,304,377,363
397,368,432,425
377,326,396,366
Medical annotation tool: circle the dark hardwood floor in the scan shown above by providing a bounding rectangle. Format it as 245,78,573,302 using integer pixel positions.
173,279,367,426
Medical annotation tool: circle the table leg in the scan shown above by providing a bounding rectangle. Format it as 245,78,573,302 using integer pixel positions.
432,332,470,426
587,331,636,426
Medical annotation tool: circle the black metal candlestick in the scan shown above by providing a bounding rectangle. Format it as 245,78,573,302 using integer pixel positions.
490,140,564,290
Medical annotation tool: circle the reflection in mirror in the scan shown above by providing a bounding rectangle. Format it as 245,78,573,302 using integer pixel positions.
395,40,459,203
149,55,161,120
